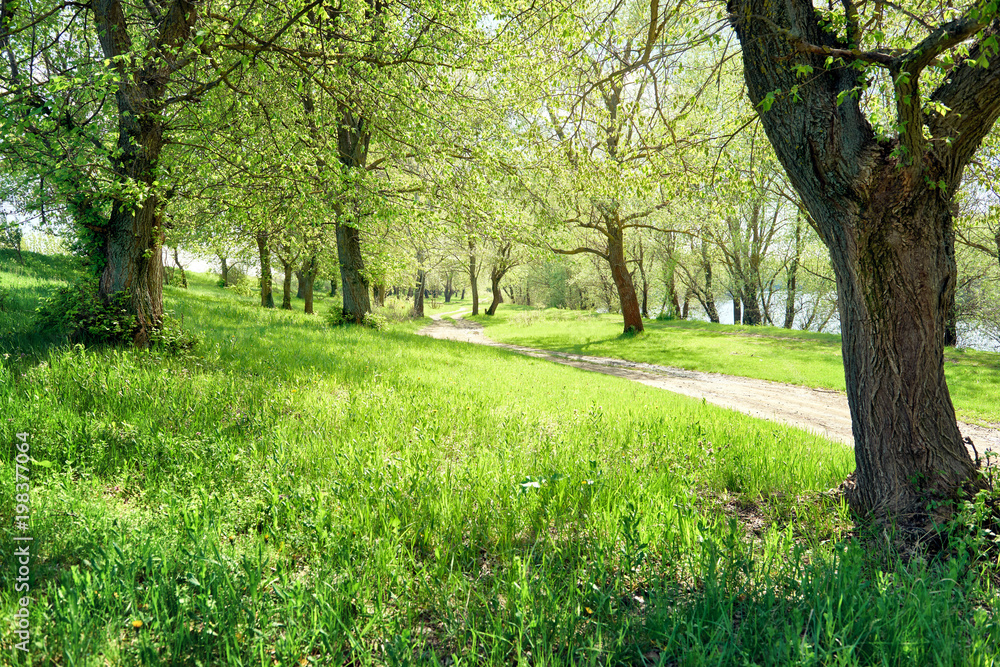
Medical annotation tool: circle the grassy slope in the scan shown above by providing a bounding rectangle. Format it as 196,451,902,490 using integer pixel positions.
472,307,1000,426
0,266,997,665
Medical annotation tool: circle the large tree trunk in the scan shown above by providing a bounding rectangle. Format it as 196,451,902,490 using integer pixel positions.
444,273,453,303
732,293,741,325
257,231,274,308
92,0,196,347
301,254,318,315
607,222,644,333
835,183,974,519
295,270,304,299
373,284,385,307
741,286,763,325
335,105,373,324
337,222,371,323
468,240,480,316
730,0,991,522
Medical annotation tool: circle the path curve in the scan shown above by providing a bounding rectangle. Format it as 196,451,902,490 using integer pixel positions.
420,312,1000,456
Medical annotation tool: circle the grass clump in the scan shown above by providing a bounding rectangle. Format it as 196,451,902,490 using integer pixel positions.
1,267,998,665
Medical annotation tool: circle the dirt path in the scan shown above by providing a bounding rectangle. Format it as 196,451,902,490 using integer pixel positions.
420,311,1000,457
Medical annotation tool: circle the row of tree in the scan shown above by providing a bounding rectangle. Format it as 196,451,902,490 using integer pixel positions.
5,0,1000,533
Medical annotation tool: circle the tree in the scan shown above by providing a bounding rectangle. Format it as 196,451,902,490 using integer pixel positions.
727,0,1000,523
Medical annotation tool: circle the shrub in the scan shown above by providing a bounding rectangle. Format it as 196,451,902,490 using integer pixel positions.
362,311,388,331
35,281,138,345
151,314,200,355
325,306,346,327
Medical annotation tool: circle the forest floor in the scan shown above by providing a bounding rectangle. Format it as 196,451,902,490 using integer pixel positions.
421,308,1000,458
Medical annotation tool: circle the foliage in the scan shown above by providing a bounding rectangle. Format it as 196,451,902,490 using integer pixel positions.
34,281,138,346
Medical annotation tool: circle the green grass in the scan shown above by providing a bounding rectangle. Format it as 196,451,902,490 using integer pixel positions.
1,265,999,665
472,306,1000,426
0,248,84,354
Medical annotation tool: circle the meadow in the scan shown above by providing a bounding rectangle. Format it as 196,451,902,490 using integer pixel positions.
470,307,1000,427
1,251,999,665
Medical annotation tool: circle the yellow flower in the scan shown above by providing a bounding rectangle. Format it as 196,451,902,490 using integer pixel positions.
132,619,143,629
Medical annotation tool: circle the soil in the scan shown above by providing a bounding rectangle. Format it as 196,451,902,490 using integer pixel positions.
420,309,1000,458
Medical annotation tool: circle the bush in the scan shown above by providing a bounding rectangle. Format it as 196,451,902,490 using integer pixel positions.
362,311,388,331
35,281,138,345
656,307,678,322
325,306,346,327
151,314,200,355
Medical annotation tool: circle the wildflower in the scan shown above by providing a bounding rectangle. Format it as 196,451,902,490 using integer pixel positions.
132,619,143,629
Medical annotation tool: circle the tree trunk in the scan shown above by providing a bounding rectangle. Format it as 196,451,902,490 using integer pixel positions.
833,186,974,519
485,270,503,316
219,255,230,287
413,270,427,317
944,229,958,346
295,270,304,299
444,274,453,303
468,241,480,316
731,0,986,522
91,0,198,347
607,222,644,333
699,237,720,323
336,221,371,323
280,259,293,310
783,220,801,329
301,255,318,315
742,286,763,325
334,103,373,324
732,294,741,325
461,288,466,300
256,231,274,309
373,284,385,307
172,247,187,289
330,279,337,297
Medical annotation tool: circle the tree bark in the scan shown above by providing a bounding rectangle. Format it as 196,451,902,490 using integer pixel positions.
373,284,385,307
729,0,996,522
732,293,741,326
336,221,371,323
607,221,644,333
444,273,453,302
256,231,274,308
335,104,373,324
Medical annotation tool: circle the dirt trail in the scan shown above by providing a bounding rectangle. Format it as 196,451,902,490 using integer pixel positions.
420,310,1000,456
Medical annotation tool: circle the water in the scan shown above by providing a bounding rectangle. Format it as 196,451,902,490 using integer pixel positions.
664,294,1000,354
